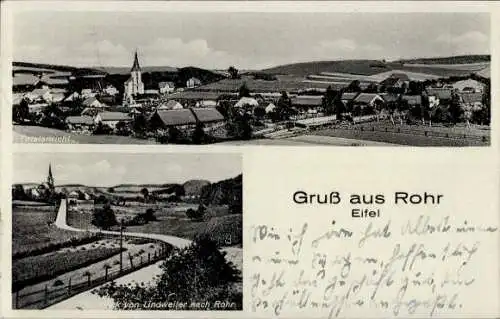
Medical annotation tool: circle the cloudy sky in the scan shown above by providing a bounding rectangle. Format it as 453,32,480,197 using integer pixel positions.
14,153,241,186
13,11,489,70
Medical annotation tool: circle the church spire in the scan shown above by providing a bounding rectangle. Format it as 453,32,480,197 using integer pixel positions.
131,50,141,72
47,163,55,190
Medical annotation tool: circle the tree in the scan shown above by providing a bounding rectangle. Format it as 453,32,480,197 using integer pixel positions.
275,91,292,121
13,99,30,123
228,66,239,79
140,188,149,202
144,208,157,222
449,92,463,124
238,83,251,98
12,185,27,201
346,80,361,93
92,204,117,230
322,86,336,116
132,114,148,137
333,90,346,121
93,122,113,135
191,123,206,144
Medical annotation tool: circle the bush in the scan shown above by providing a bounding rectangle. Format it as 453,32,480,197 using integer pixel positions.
91,205,117,230
186,205,206,221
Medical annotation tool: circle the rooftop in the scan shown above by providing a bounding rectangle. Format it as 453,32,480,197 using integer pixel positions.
98,111,131,121
191,108,225,122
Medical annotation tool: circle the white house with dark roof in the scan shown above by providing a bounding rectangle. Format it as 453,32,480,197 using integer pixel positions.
186,77,202,88
94,111,132,129
65,115,95,132
82,96,104,108
159,81,176,94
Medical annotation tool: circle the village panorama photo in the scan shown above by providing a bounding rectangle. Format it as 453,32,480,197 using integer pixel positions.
11,152,243,310
10,7,490,146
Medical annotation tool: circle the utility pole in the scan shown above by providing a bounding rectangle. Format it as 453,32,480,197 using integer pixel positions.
119,219,123,273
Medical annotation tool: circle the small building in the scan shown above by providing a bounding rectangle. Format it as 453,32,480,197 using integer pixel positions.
452,79,485,93
186,77,202,88
352,93,385,108
426,88,452,102
28,103,49,114
191,108,225,128
81,89,96,98
265,102,276,113
158,100,183,110
159,81,176,94
94,111,132,129
458,92,484,109
51,92,66,104
25,88,52,103
144,89,160,95
379,73,410,90
149,109,198,130
195,100,217,108
234,97,259,108
65,115,95,132
103,85,119,96
291,96,323,112
82,96,104,109
401,95,422,108
64,92,80,102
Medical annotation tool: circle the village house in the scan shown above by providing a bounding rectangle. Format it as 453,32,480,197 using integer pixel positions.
458,92,483,110
94,111,132,129
64,92,80,102
379,73,410,91
149,109,198,130
149,108,225,131
25,87,52,103
191,108,225,129
82,96,104,109
352,93,385,109
426,88,452,104
265,102,276,114
195,100,217,108
159,81,176,94
158,100,183,110
186,77,202,89
65,115,95,133
234,97,259,108
81,89,95,98
103,85,119,96
402,95,422,108
452,79,485,93
291,95,323,114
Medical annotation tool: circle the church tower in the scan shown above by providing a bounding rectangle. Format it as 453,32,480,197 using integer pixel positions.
47,163,55,191
124,50,145,103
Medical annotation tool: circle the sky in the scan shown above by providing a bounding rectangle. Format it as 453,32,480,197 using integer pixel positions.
12,11,490,70
13,152,242,187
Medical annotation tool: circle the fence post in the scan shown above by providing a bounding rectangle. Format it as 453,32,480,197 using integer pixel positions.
148,253,151,263
140,256,143,265
44,285,48,306
68,278,72,295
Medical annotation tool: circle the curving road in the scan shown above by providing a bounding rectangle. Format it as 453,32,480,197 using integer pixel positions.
55,199,192,249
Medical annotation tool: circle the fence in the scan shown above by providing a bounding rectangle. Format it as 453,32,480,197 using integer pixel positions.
13,243,170,309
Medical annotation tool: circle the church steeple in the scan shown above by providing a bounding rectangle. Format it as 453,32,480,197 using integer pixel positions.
47,163,55,190
131,51,141,72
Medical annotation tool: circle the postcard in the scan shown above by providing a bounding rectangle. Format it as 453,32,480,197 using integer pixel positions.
0,1,498,319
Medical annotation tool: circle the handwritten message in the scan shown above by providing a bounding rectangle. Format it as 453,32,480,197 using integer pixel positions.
248,215,498,318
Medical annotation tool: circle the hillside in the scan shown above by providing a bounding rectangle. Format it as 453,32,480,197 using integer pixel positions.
200,174,243,214
13,61,106,76
183,180,211,196
262,60,388,76
261,56,490,77
397,55,490,65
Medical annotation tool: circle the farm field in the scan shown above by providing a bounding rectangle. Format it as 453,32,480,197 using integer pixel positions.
12,204,101,258
13,125,158,144
312,124,489,146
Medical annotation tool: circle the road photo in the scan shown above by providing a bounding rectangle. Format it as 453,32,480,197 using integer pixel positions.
11,152,243,310
10,7,490,146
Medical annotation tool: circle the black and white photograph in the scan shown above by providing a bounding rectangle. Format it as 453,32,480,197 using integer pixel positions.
10,8,490,146
11,152,243,310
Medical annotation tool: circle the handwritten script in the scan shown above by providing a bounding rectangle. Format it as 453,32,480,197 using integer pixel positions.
249,215,498,318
